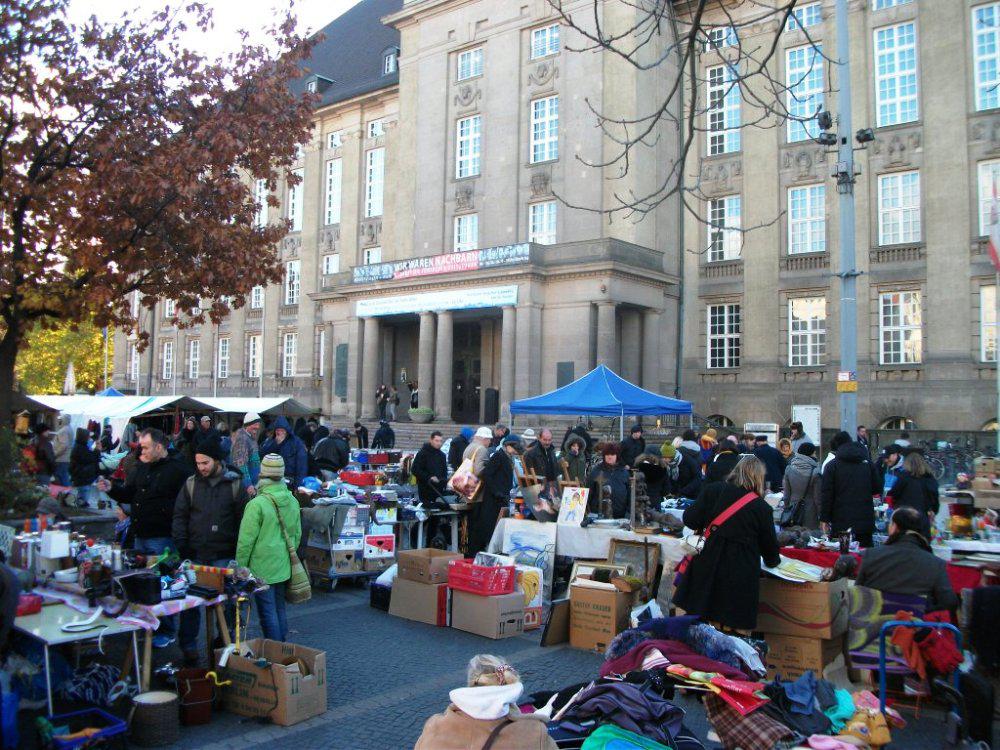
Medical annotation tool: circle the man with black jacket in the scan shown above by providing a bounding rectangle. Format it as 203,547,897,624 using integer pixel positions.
523,428,559,497
172,437,246,665
448,428,472,471
820,433,881,547
313,428,350,475
353,421,369,449
752,435,787,492
98,428,191,647
620,425,646,468
412,432,448,508
706,437,741,483
663,444,703,499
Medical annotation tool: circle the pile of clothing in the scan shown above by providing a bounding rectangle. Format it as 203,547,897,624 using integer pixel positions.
528,615,903,750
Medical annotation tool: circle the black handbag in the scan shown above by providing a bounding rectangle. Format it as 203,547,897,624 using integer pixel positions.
115,570,162,605
780,471,816,527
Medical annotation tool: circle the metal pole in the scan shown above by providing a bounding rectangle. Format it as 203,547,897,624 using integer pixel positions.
102,327,109,390
996,271,999,452
835,0,858,437
212,323,218,398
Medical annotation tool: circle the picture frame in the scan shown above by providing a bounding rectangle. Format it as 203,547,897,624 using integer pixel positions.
569,560,631,584
608,539,661,585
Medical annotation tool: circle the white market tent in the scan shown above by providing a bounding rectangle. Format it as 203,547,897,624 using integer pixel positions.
198,397,315,418
30,394,217,441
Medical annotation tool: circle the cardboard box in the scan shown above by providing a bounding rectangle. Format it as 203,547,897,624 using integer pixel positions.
216,639,326,726
451,590,524,639
397,548,463,584
974,456,996,476
333,550,362,573
389,578,450,626
304,548,333,576
364,534,395,558
569,583,632,652
764,633,844,681
363,556,394,573
973,488,1000,509
757,578,849,639
331,532,365,552
971,476,994,491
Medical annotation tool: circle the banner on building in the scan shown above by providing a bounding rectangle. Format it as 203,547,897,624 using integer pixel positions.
355,285,518,317
351,243,530,284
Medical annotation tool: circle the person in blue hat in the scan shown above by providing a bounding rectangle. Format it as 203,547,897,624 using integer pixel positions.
448,427,474,472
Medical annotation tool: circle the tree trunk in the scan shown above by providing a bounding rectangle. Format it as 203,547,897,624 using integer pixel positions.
0,328,20,419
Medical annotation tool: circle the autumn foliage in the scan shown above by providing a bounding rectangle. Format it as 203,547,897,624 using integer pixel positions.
0,0,318,415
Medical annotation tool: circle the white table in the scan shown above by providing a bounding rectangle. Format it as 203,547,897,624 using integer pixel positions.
399,510,461,552
15,603,142,715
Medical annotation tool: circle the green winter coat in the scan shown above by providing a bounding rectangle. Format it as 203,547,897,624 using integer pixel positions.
235,478,302,584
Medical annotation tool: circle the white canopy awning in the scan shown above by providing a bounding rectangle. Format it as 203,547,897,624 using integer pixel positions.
198,397,315,417
30,394,217,442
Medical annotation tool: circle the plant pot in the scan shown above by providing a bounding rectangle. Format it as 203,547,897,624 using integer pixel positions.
409,409,434,423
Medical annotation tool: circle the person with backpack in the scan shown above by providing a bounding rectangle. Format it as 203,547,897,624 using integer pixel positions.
171,436,247,665
236,454,302,642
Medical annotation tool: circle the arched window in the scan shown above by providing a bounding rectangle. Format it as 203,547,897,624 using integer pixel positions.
706,414,735,428
878,416,916,430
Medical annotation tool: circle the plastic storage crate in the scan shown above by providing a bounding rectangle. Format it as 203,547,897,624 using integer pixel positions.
447,559,516,596
46,708,127,749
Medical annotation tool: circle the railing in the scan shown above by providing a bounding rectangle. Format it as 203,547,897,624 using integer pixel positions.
700,260,743,279
869,243,924,264
780,253,829,272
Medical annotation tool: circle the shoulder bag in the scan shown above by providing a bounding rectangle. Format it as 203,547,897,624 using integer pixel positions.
779,471,816,527
267,496,312,605
675,491,758,582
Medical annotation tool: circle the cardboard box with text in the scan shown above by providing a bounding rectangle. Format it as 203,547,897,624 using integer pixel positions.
764,633,844,681
397,548,463,584
569,583,632,652
451,590,524,639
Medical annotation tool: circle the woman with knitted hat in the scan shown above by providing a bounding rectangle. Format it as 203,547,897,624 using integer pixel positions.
587,442,630,518
236,453,302,641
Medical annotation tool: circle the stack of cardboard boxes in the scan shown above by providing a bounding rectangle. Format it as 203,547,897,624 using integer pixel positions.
757,577,850,680
304,504,397,579
971,457,1000,510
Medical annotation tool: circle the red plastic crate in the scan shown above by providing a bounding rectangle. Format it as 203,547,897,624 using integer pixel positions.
447,559,516,596
368,452,389,465
339,470,377,486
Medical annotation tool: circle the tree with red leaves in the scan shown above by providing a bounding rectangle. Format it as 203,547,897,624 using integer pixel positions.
0,0,318,416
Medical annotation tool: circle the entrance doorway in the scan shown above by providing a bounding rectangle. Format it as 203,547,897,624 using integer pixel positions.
452,323,481,424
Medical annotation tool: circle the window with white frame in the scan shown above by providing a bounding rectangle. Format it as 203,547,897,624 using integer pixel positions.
788,297,827,367
306,80,317,94
708,195,741,262
707,303,741,368
130,291,140,319
281,332,297,377
873,0,912,9
786,44,824,142
250,285,264,309
529,201,557,245
383,50,398,75
246,334,261,378
327,131,342,150
363,246,382,265
367,119,385,139
315,327,326,377
294,144,304,161
874,23,918,127
454,214,479,252
128,343,140,381
530,24,560,59
187,339,200,379
705,26,737,50
365,148,385,217
324,158,342,225
974,4,1000,111
978,160,1000,235
880,290,922,364
287,168,303,232
253,179,267,227
788,184,826,254
878,171,921,244
982,285,998,362
217,338,230,379
707,64,741,155
787,2,822,31
322,253,340,275
161,341,173,380
163,299,176,319
456,115,482,179
530,96,559,163
457,47,484,80
284,260,300,305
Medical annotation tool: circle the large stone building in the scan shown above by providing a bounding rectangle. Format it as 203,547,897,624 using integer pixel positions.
114,0,681,425
678,0,1000,432
114,0,1000,432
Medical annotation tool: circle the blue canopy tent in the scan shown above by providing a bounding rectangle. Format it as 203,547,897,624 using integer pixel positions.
509,365,692,439
95,387,124,397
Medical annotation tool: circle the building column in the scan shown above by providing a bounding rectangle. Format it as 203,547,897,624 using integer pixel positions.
479,318,496,422
360,316,380,419
500,306,516,421
434,310,454,420
514,303,542,400
621,309,642,384
596,302,618,370
642,309,661,391
417,311,436,412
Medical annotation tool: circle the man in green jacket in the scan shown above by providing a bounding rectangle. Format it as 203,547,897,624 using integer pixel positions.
236,454,302,642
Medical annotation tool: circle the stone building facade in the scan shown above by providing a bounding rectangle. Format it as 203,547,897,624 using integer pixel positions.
114,0,682,425
679,0,1000,432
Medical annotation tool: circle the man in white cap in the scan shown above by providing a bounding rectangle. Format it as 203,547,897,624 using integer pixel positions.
464,426,493,475
231,412,262,497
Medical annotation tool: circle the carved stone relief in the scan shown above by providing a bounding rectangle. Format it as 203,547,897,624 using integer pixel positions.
527,60,558,88
780,147,826,179
455,184,475,210
700,159,743,188
320,226,340,252
360,218,382,247
454,83,482,109
530,169,552,198
871,131,921,166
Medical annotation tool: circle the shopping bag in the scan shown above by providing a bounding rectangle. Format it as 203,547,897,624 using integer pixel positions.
447,447,482,500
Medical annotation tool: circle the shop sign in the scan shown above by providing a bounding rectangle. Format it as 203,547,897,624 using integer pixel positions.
351,243,530,284
355,285,518,317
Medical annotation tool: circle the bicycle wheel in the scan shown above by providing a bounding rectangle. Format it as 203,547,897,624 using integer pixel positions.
925,455,946,481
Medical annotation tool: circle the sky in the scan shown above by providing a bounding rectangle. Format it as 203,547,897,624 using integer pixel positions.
66,0,364,58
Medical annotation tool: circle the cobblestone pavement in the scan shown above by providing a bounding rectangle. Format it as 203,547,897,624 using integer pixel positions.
159,583,959,750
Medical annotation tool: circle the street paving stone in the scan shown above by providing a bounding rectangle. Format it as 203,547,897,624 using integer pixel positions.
162,583,960,750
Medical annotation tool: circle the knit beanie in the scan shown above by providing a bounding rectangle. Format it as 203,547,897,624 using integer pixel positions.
194,436,224,461
260,453,285,479
660,443,677,460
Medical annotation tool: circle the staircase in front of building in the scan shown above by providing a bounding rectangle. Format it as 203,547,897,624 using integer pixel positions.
352,419,461,452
